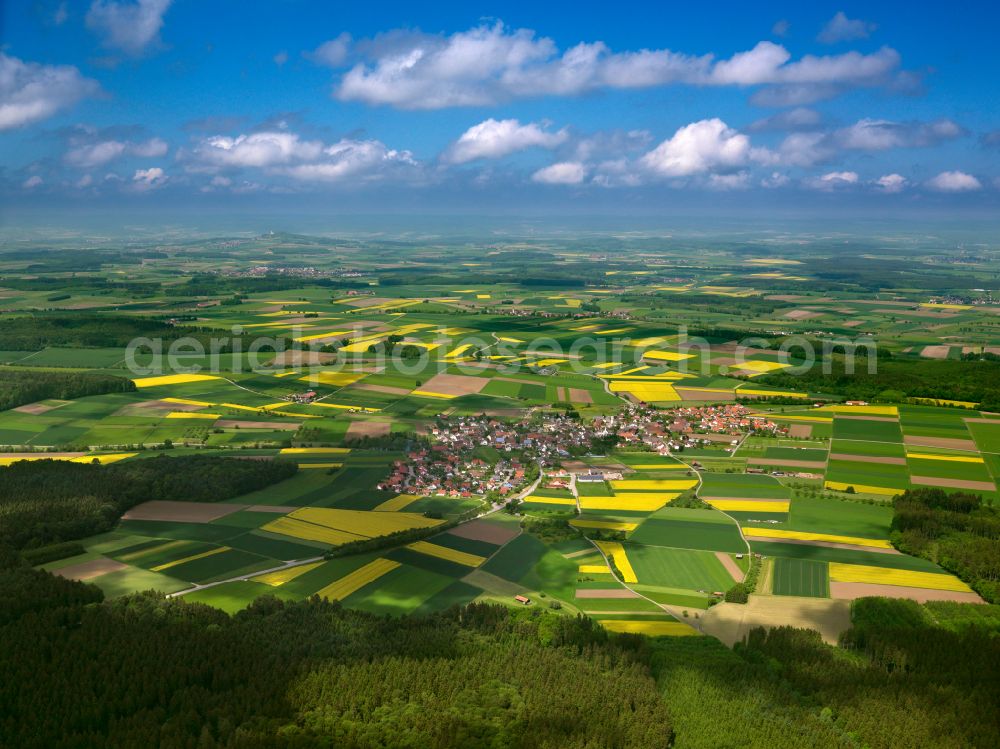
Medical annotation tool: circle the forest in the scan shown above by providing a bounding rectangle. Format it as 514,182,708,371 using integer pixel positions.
758,356,1000,407
1,542,998,749
0,369,135,412
0,456,297,550
0,315,217,351
891,488,1000,603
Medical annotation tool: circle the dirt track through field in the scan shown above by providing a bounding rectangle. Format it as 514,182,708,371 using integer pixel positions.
448,519,519,545
122,500,246,523
910,476,996,491
829,582,983,603
904,435,979,451
420,372,490,396
55,558,128,581
346,420,391,439
715,552,745,582
216,419,301,430
828,453,907,465
747,458,827,469
575,588,641,599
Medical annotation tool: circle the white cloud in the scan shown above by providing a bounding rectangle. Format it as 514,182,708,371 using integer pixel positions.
836,118,964,150
926,171,981,192
0,53,99,130
75,174,94,189
87,0,172,56
310,33,352,67
874,174,907,192
131,166,168,191
761,172,790,188
808,171,859,190
445,119,567,163
707,172,750,190
22,175,43,190
333,22,905,109
818,12,876,44
279,139,416,183
65,137,167,168
273,51,288,67
532,161,586,185
189,131,324,169
772,20,790,38
640,119,753,177
184,128,418,185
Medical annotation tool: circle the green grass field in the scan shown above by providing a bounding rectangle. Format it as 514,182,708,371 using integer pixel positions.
624,544,735,592
772,558,829,597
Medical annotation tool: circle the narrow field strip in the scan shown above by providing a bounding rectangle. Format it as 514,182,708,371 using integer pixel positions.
828,563,974,592
407,540,485,567
741,528,892,549
595,541,638,583
251,561,324,586
705,499,790,513
598,620,698,636
151,546,230,572
316,558,400,601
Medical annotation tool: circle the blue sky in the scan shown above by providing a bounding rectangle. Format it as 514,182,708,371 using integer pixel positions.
2,1,999,226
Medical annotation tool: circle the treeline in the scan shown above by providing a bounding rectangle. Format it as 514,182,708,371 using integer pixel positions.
165,274,338,297
0,456,297,549
890,487,1000,603
0,567,671,749
759,356,1000,407
3,550,999,749
0,369,135,412
0,314,213,351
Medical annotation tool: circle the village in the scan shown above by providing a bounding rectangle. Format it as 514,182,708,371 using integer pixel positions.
378,403,788,498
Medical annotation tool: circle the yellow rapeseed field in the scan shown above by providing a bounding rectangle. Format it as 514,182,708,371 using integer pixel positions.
578,564,610,574
610,479,697,491
823,481,901,497
252,561,324,586
741,527,892,549
737,389,808,398
316,558,400,601
523,495,577,506
594,541,637,583
410,390,457,399
598,620,698,636
815,405,899,416
372,494,422,512
579,493,678,512
641,350,694,362
736,360,790,373
280,447,351,455
133,373,221,388
706,499,790,513
828,563,973,592
301,371,368,387
165,412,220,419
261,516,366,546
609,382,680,401
905,452,984,463
407,540,485,567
